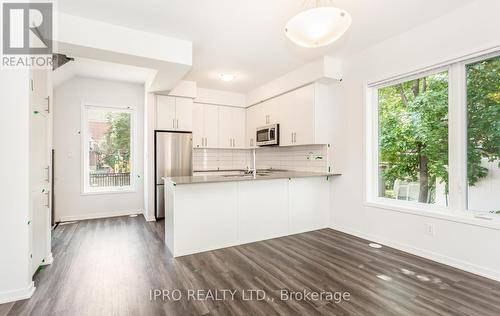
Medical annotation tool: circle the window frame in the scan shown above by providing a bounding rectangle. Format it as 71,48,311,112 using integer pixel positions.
81,103,136,195
364,49,500,224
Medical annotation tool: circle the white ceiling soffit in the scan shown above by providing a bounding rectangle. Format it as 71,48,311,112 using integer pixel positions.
53,57,155,88
56,0,474,93
53,12,193,92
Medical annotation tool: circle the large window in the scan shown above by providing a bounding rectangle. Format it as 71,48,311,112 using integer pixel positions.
368,50,499,218
466,56,500,214
82,105,134,193
378,71,449,205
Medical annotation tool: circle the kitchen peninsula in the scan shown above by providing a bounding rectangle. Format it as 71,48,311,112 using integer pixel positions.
163,171,340,257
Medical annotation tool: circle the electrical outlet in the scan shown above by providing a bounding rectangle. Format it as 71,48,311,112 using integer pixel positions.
425,224,435,236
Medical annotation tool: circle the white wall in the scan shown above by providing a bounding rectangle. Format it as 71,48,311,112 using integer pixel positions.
0,69,34,303
53,77,145,221
54,12,193,93
196,87,246,107
246,56,342,106
329,0,500,280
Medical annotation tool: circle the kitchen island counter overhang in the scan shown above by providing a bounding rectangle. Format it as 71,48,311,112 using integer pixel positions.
163,172,340,257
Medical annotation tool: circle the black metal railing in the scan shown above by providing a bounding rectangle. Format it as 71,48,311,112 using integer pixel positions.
89,173,131,187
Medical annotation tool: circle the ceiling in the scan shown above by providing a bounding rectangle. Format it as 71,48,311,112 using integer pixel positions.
56,0,474,93
53,57,154,87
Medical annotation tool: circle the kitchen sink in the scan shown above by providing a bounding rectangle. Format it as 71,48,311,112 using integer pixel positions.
220,173,272,178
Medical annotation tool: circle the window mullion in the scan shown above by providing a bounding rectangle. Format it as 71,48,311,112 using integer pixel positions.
447,63,467,213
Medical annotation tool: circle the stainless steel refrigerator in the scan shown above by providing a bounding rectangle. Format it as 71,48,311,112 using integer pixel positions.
155,131,192,219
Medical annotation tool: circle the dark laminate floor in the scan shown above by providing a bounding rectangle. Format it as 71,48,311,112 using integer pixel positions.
2,216,500,316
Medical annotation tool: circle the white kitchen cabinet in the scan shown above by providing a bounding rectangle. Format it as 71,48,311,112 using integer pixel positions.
204,104,219,148
246,104,259,148
232,108,246,148
245,98,281,148
218,106,246,149
248,83,331,148
174,97,193,131
192,103,219,148
30,69,52,276
289,177,329,233
218,106,233,148
156,95,176,130
156,95,193,131
192,103,204,147
165,176,331,257
279,84,314,146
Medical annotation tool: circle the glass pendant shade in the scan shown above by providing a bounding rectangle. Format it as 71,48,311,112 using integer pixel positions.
285,7,352,48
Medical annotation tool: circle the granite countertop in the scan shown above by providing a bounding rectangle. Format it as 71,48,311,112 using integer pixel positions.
163,171,341,185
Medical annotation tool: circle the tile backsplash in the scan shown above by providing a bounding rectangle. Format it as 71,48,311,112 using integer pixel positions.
193,144,330,173
193,149,252,171
255,145,330,173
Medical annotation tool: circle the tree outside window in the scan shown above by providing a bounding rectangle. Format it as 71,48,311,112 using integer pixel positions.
86,107,132,190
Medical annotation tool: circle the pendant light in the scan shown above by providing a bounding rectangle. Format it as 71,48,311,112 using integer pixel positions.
285,1,352,48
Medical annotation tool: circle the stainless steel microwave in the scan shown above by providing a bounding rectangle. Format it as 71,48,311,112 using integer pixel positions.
256,124,279,146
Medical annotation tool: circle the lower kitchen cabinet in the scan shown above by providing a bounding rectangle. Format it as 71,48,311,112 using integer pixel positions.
165,176,331,257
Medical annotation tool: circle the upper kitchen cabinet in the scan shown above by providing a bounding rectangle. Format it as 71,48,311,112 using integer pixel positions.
218,106,246,149
155,95,193,131
192,103,219,148
246,97,281,148
249,83,331,147
246,105,258,148
279,85,315,146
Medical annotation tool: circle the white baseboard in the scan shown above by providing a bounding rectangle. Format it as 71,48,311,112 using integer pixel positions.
0,282,35,304
58,209,143,222
330,224,500,282
41,252,53,266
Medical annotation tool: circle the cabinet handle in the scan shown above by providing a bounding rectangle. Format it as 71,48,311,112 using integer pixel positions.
204,137,207,147
202,137,205,147
45,96,50,113
293,133,296,143
172,119,175,129
176,119,179,128
44,166,50,182
250,138,253,147
44,191,50,208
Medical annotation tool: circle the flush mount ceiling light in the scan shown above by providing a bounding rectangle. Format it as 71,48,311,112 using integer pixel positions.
285,1,352,48
219,73,235,82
